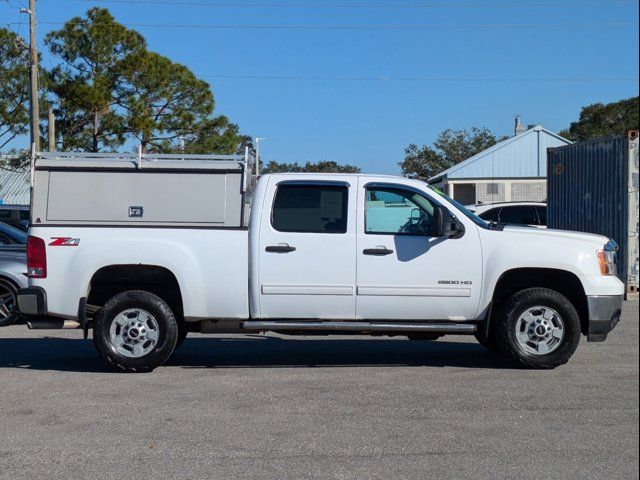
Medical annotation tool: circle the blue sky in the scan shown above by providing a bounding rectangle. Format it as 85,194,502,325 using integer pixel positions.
2,0,638,174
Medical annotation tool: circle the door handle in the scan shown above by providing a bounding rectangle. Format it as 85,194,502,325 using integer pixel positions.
265,244,296,253
363,247,394,256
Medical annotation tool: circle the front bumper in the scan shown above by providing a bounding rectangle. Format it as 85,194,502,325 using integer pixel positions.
586,295,623,342
16,287,47,316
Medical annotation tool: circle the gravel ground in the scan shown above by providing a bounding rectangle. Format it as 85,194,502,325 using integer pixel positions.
1,299,638,480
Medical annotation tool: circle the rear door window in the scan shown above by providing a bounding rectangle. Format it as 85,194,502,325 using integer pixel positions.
272,184,348,233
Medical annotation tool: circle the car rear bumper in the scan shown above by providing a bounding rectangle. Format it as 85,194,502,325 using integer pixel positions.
586,295,623,342
16,287,47,316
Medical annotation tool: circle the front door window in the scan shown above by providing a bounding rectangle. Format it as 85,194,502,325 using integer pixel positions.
365,186,435,236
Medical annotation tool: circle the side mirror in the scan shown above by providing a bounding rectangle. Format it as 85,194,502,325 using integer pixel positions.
431,206,464,238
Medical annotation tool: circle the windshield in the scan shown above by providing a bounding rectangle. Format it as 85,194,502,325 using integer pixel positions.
427,186,490,229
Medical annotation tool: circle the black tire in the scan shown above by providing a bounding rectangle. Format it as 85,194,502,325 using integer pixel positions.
0,278,19,327
93,290,178,372
495,288,581,369
474,332,499,352
174,322,188,350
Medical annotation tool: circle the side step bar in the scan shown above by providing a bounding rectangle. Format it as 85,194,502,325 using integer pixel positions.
242,321,477,334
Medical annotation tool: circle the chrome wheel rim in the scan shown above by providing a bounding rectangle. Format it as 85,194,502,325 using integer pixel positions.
0,287,16,322
515,305,564,355
109,308,159,358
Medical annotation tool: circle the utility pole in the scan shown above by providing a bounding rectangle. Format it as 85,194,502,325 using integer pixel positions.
48,108,55,151
255,137,265,176
22,0,40,154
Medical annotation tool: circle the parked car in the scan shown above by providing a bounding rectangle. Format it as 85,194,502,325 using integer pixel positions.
18,152,624,372
0,204,30,231
469,202,547,227
0,222,27,326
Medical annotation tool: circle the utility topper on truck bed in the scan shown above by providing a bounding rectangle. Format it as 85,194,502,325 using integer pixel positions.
18,152,625,372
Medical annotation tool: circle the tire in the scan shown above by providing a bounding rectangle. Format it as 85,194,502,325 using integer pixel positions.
174,322,188,350
495,288,581,369
93,290,178,372
0,279,19,327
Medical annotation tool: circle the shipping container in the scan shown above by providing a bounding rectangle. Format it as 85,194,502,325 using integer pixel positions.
547,131,639,291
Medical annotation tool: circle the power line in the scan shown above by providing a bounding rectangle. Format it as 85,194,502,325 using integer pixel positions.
39,71,639,82
33,20,634,30
71,0,633,9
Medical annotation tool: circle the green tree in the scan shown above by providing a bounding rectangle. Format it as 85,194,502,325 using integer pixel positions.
45,8,146,151
261,160,361,174
559,97,639,141
0,28,30,150
44,8,245,154
400,127,502,180
118,50,217,152
400,144,450,180
180,116,242,154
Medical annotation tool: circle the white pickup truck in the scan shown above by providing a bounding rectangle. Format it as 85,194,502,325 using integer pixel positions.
17,152,624,372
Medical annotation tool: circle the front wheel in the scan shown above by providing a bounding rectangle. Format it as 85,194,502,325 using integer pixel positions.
495,288,581,369
93,291,178,372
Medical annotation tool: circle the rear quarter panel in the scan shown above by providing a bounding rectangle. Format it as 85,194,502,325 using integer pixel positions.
29,226,249,320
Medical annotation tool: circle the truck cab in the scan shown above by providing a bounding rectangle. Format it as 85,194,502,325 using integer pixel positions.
17,153,625,372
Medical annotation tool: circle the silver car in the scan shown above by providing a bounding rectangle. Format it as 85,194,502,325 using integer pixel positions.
0,222,28,326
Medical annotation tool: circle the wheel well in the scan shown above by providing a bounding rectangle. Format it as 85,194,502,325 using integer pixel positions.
87,265,183,318
491,268,589,334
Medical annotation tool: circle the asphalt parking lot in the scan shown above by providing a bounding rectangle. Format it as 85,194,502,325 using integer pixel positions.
1,299,638,480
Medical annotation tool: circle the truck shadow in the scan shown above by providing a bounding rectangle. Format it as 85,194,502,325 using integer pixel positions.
0,335,518,372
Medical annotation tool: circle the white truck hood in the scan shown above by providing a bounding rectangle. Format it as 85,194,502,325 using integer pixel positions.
502,225,610,249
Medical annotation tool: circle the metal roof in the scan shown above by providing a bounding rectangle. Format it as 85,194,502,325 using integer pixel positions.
0,165,30,205
429,126,571,183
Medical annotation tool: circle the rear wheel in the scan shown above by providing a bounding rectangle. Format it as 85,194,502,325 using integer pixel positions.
93,290,178,372
495,288,581,369
0,279,19,327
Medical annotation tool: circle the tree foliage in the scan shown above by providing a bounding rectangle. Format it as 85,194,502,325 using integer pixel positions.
262,160,361,174
45,8,145,151
559,97,639,141
400,127,502,180
43,7,243,153
117,50,215,152
0,28,30,150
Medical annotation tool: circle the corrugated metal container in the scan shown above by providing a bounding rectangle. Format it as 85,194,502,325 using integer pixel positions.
0,167,30,205
547,131,639,291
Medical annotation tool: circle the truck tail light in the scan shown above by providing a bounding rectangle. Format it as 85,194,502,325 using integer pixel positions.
27,235,47,278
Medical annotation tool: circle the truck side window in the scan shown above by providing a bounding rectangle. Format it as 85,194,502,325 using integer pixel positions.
499,206,538,225
479,208,500,222
272,184,348,233
365,186,435,235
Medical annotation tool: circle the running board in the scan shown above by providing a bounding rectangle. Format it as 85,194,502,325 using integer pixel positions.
241,321,477,334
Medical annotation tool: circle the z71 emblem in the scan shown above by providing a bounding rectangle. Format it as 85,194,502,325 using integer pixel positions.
49,237,80,246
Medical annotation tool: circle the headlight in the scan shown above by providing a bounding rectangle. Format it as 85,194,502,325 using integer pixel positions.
597,240,618,276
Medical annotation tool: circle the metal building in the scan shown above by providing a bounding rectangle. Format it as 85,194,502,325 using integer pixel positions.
429,120,571,205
